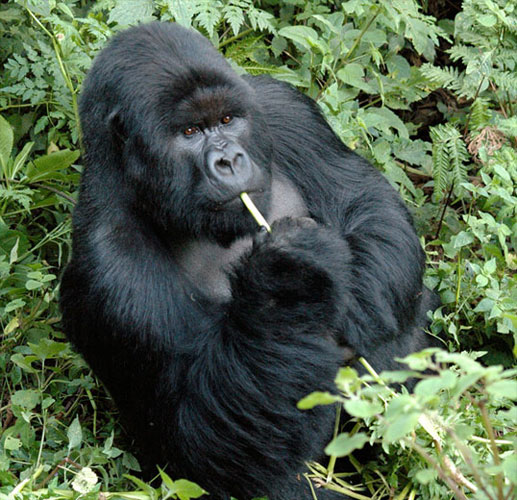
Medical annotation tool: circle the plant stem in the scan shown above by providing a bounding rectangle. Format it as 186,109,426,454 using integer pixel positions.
25,8,82,147
343,5,382,63
326,404,341,481
411,441,470,500
218,28,254,49
479,400,504,499
240,192,271,232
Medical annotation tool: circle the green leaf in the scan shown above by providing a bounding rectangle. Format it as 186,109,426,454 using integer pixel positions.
196,4,222,38
9,237,19,265
125,473,157,497
42,397,55,410
399,349,437,371
25,279,43,290
501,453,517,482
122,452,142,471
337,63,368,91
486,380,517,400
223,5,244,36
384,411,421,443
0,114,14,170
57,2,75,19
11,389,39,410
451,371,485,398
362,107,409,138
325,432,369,457
159,467,176,490
414,371,457,397
107,0,154,26
10,353,37,373
26,149,80,182
435,351,484,372
11,142,33,179
28,338,68,360
5,298,25,313
72,467,98,494
278,26,319,51
174,479,208,500
484,258,497,274
478,14,497,27
67,416,83,451
415,468,437,484
297,391,338,410
3,436,22,451
474,298,495,313
344,399,383,418
169,0,195,28
386,54,411,80
405,18,435,60
453,231,475,248
334,366,359,388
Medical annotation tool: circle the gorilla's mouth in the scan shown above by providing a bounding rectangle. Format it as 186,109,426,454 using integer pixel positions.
210,189,265,211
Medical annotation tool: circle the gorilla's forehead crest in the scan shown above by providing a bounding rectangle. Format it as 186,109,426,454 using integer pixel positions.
170,75,254,125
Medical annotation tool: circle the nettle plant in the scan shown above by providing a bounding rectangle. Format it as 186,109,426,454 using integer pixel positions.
302,350,516,500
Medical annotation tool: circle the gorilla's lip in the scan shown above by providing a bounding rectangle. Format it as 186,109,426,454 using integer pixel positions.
210,190,264,211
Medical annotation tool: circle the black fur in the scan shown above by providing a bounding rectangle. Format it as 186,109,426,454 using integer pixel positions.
60,22,439,500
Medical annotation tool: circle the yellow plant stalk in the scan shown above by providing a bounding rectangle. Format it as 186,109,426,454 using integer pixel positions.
240,192,272,233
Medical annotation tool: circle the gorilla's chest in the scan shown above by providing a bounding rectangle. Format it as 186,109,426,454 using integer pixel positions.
174,175,308,301
174,236,253,300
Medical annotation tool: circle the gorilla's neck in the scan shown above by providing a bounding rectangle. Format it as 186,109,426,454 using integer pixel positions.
171,172,308,302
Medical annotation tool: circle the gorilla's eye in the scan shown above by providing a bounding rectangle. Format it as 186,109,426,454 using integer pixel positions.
184,126,200,136
221,115,232,125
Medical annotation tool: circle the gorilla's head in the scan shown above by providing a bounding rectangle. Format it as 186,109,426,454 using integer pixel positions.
79,22,274,244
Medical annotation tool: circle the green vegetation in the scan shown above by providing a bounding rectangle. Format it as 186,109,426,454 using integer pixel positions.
0,1,515,499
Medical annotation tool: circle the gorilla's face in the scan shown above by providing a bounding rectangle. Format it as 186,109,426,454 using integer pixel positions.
81,23,274,245
165,83,273,230
115,76,274,245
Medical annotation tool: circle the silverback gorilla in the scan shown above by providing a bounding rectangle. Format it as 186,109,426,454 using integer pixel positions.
60,22,439,500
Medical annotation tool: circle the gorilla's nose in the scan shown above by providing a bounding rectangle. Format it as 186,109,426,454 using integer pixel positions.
206,146,252,188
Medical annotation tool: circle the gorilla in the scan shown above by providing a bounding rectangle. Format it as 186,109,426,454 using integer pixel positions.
60,22,439,500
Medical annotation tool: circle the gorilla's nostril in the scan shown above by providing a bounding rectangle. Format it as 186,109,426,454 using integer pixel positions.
233,152,244,168
215,157,233,173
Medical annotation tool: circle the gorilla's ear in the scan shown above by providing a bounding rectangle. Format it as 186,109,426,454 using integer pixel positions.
108,109,128,146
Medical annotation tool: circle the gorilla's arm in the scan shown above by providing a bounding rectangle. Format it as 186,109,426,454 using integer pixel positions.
246,76,428,360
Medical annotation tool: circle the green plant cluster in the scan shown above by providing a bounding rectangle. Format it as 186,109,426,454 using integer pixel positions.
0,1,515,499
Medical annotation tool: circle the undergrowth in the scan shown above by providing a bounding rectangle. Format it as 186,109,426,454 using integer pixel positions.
0,1,515,499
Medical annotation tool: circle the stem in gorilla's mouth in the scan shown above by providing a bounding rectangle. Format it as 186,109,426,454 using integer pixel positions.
240,192,272,233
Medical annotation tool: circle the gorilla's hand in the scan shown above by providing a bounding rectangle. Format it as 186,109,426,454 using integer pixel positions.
229,217,350,336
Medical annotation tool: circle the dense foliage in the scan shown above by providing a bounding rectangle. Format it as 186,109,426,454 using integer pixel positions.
0,1,515,499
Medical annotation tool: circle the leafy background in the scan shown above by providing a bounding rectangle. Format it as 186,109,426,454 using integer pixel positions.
0,0,515,499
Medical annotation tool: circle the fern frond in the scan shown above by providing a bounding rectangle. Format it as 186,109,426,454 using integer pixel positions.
430,125,452,201
491,70,517,95
469,98,492,132
222,0,251,36
495,48,517,66
448,45,478,65
420,63,463,93
447,129,470,194
194,0,223,38
222,6,244,36
430,124,470,201
247,7,275,33
223,36,266,66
